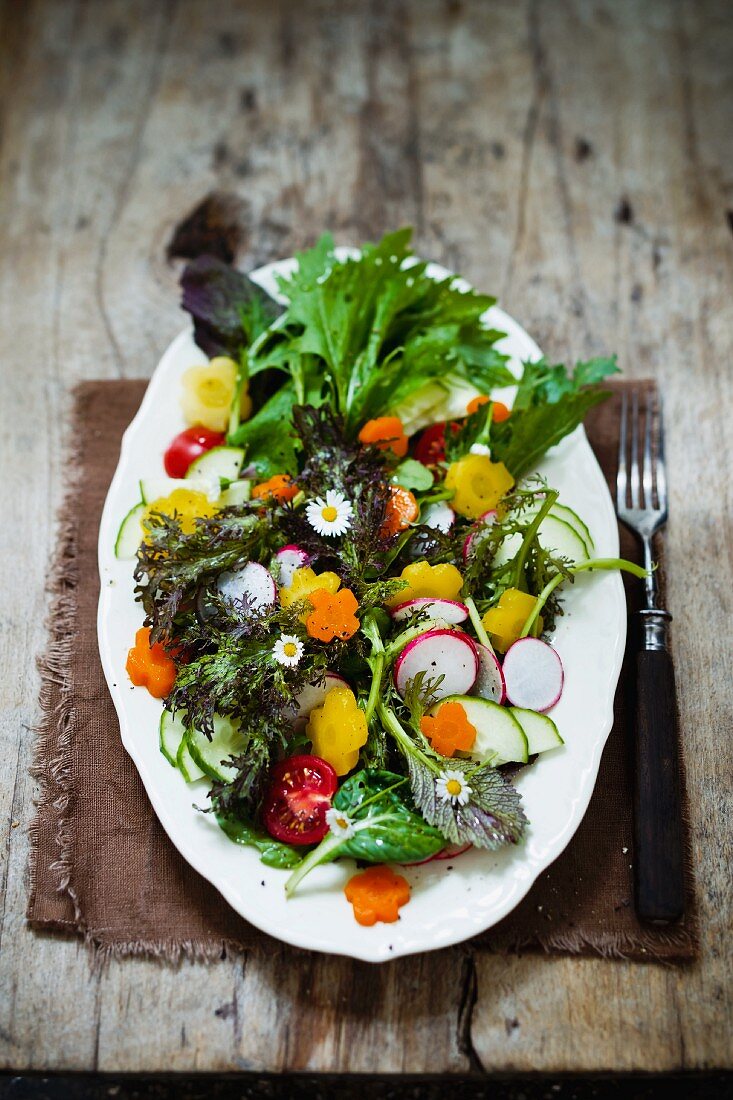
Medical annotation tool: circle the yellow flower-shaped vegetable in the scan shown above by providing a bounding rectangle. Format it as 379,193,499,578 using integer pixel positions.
482,588,543,653
307,686,368,776
181,356,252,432
280,567,341,620
385,560,464,608
445,454,514,519
142,488,218,535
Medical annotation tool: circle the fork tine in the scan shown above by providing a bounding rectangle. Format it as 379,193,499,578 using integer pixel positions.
617,391,628,510
630,390,641,508
656,393,667,514
642,390,654,509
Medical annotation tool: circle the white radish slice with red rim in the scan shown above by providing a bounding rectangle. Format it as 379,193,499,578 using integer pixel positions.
462,509,497,562
473,643,506,704
394,628,478,701
390,598,468,625
421,501,455,533
502,637,564,712
402,842,472,867
287,671,349,729
217,562,276,614
274,544,311,587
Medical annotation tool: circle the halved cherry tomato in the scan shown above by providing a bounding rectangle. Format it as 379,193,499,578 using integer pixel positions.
414,422,447,465
164,426,226,478
262,754,338,846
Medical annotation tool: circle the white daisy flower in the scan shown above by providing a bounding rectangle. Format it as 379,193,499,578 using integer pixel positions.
305,490,353,537
325,807,355,839
436,769,473,806
469,443,491,456
272,634,304,668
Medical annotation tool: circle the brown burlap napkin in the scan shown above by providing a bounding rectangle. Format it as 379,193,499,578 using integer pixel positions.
27,381,697,962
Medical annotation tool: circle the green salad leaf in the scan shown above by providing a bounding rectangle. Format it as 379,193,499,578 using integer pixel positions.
489,356,619,478
284,769,444,895
180,255,281,359
391,458,434,492
216,813,302,869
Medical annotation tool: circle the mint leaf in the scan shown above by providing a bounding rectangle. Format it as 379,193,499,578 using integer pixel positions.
216,813,302,869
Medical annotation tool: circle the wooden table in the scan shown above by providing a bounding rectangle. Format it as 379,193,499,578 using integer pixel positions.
1,0,731,1077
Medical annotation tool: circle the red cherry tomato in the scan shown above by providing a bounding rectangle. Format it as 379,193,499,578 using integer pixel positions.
414,422,447,465
262,754,338,846
414,421,462,466
163,427,226,478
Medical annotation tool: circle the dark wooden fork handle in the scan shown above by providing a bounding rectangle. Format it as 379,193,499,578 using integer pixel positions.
633,643,685,923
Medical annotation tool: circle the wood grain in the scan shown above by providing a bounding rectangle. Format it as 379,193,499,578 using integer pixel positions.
0,0,731,1074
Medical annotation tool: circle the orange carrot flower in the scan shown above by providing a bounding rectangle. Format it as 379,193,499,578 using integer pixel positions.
420,701,477,758
305,587,360,642
344,865,411,926
126,626,177,699
251,474,299,503
380,486,419,539
358,416,409,458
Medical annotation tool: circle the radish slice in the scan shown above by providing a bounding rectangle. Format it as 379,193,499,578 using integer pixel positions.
394,629,478,700
217,562,276,614
502,637,564,712
402,842,472,867
421,501,455,533
390,598,468,625
274,544,311,587
287,672,349,730
474,643,506,704
462,509,498,562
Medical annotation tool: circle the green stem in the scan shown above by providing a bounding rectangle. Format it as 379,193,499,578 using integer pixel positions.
227,350,249,440
284,832,343,897
512,490,558,590
518,556,649,638
465,595,493,651
377,701,441,775
364,652,384,725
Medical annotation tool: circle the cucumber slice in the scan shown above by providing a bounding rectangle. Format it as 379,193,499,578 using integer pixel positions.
139,475,215,504
176,733,206,783
186,716,244,782
430,695,529,765
159,710,186,767
551,503,594,552
510,707,564,754
219,480,252,506
186,446,245,484
537,514,589,564
114,502,145,560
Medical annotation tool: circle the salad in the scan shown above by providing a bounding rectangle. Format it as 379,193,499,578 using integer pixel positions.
117,230,643,927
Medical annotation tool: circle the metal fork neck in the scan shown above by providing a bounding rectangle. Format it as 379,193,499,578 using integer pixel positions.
642,534,658,608
638,608,672,651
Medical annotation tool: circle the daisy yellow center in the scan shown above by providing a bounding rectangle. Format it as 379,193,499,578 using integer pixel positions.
335,816,349,829
283,642,298,657
322,505,339,522
446,778,463,796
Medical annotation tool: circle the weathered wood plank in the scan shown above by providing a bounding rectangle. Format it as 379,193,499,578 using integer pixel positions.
0,0,730,1074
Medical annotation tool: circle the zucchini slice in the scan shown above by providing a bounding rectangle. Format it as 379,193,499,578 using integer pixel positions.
510,707,564,755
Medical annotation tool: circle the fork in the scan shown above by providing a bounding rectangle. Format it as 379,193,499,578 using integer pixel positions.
617,389,685,923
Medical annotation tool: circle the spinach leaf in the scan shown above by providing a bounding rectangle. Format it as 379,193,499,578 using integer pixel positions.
216,813,302,869
285,769,444,895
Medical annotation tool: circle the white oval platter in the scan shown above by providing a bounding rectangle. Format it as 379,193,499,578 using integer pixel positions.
97,252,625,962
